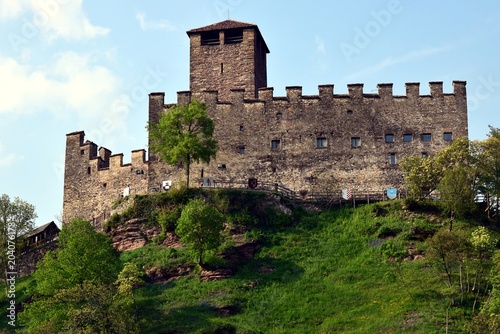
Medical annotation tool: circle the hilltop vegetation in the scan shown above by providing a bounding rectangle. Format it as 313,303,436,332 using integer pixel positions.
4,187,500,333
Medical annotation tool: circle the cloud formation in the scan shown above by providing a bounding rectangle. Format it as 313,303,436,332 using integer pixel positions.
0,0,109,41
0,143,24,167
0,52,128,133
345,45,454,81
136,12,177,31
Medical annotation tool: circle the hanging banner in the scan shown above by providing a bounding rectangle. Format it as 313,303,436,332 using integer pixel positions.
342,188,352,200
203,177,214,188
387,188,397,200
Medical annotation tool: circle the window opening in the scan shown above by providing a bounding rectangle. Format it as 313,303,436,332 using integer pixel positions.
403,134,413,142
422,133,432,142
201,31,220,45
351,137,361,148
390,153,396,165
271,139,280,150
317,137,327,148
385,134,394,143
224,29,243,44
443,132,453,141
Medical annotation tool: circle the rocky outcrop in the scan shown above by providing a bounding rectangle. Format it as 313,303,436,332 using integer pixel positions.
109,218,161,251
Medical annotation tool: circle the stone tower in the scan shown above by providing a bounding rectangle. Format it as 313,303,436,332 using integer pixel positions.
187,20,270,101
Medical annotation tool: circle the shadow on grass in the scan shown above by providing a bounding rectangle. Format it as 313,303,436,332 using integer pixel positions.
235,256,304,287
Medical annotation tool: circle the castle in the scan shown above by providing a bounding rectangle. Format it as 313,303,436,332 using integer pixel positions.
63,20,468,225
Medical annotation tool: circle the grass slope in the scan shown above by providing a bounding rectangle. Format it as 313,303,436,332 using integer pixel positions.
1,192,486,333
126,199,476,333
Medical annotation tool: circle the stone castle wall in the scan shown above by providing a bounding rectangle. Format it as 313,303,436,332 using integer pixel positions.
63,131,149,227
148,81,468,195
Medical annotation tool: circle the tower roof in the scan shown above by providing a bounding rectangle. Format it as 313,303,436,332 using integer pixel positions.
187,20,269,53
187,19,257,33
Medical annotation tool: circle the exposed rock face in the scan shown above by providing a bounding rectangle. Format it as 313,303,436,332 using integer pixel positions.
109,218,161,251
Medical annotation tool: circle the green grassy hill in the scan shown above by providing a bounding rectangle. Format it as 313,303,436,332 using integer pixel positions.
3,189,495,333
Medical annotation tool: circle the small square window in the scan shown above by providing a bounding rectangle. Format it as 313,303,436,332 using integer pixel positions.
390,153,396,165
403,134,413,142
317,137,327,148
443,132,453,141
422,152,428,158
80,149,85,155
271,139,280,150
276,112,283,120
351,137,361,148
385,134,394,143
422,133,432,142
239,125,244,131
238,146,245,154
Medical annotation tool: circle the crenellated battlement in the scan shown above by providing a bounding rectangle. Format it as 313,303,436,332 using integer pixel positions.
159,81,467,109
63,131,149,226
65,131,148,172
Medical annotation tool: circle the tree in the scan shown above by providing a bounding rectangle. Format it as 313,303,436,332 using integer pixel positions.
33,219,120,296
0,194,37,289
176,199,225,267
477,126,500,221
148,98,218,188
19,219,134,333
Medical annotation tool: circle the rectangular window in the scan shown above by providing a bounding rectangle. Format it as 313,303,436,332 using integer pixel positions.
403,134,413,142
385,134,394,143
224,28,243,44
351,137,361,148
390,153,396,165
443,132,453,141
271,139,280,150
80,149,85,155
422,152,428,158
238,146,245,154
422,133,432,142
316,137,327,148
201,31,220,45
239,125,244,131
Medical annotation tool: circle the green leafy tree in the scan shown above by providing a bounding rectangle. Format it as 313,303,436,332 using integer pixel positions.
477,126,500,221
33,219,120,296
148,98,218,188
438,164,477,230
0,194,37,289
400,154,441,198
176,199,225,267
19,219,136,333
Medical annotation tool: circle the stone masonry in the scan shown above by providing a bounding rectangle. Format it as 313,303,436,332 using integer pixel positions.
62,20,468,226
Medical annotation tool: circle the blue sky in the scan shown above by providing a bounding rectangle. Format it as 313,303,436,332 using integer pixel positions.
1,0,499,226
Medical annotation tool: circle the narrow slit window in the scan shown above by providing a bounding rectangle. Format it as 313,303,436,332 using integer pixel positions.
390,153,396,165
87,167,91,175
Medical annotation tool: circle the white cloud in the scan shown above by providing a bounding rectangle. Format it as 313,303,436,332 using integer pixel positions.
311,35,329,73
345,45,454,81
136,12,177,31
0,0,109,41
0,143,24,167
0,52,129,133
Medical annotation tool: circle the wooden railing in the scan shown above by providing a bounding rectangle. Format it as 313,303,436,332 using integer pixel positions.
196,178,407,204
